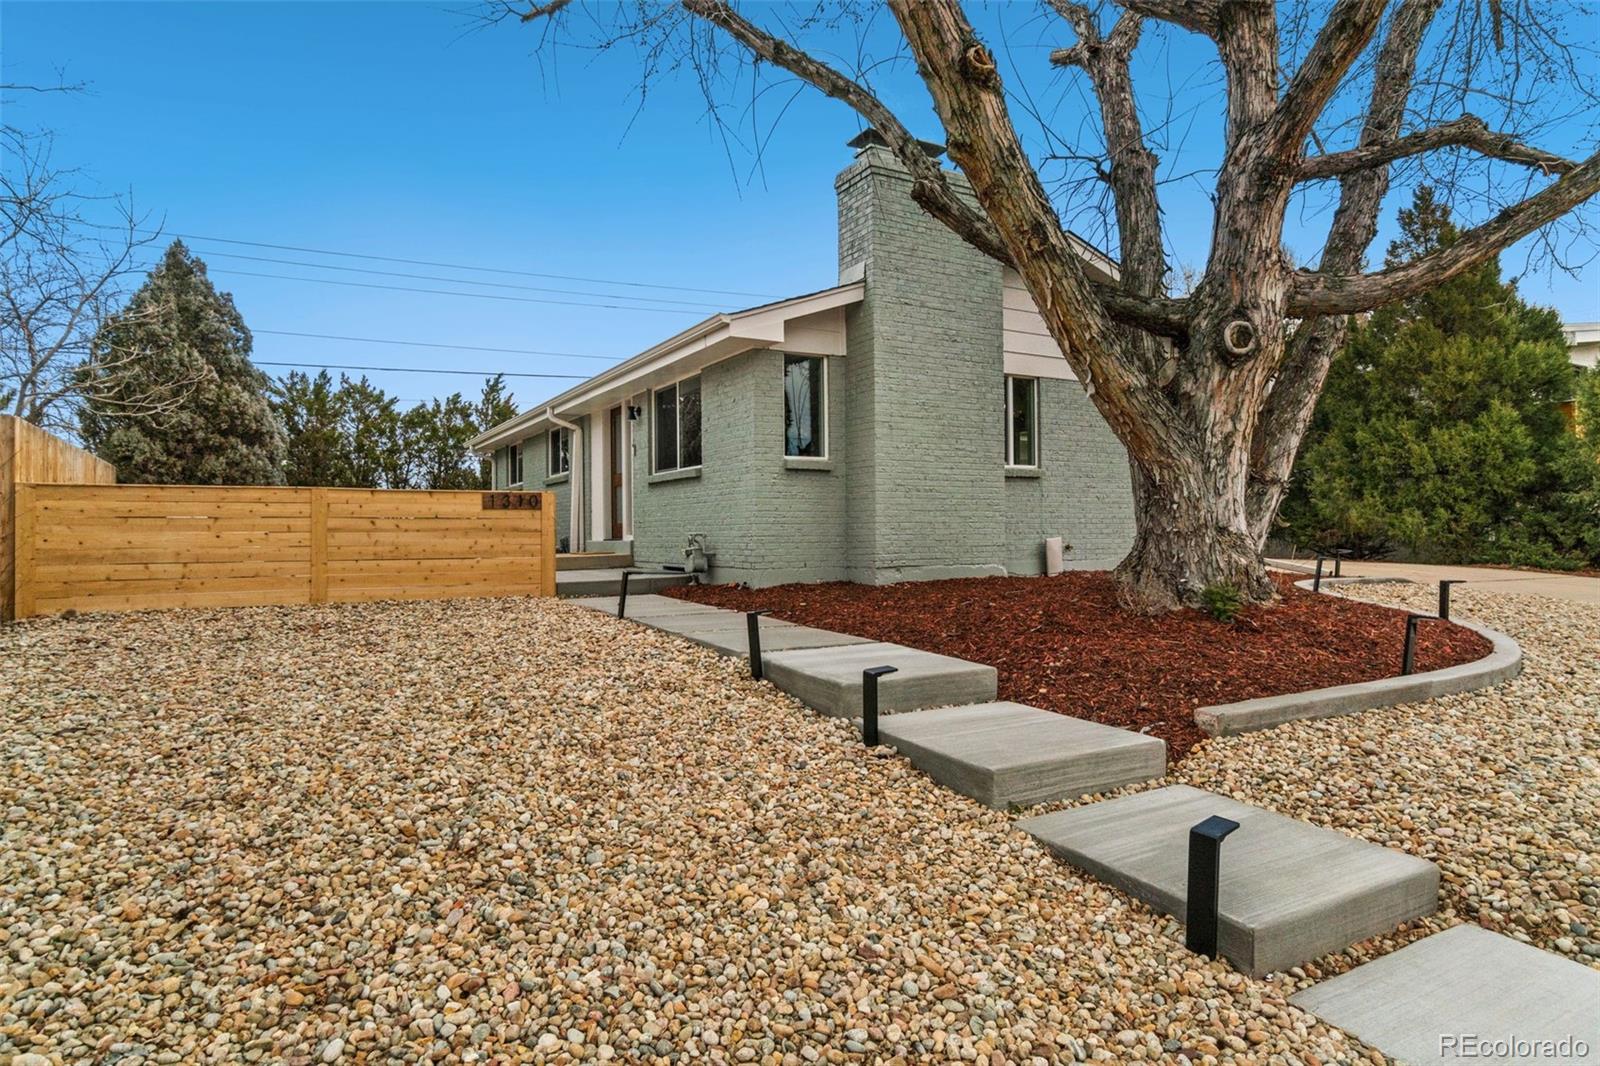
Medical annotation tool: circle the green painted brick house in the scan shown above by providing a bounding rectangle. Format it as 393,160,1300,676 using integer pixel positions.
470,135,1135,586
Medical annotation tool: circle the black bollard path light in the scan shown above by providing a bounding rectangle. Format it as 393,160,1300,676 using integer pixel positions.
745,609,771,680
861,666,898,747
617,569,633,619
1185,815,1241,959
1401,612,1428,675
1312,555,1326,593
1438,580,1465,621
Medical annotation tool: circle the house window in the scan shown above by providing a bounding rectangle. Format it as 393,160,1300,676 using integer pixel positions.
1005,376,1038,467
506,443,524,486
784,355,827,458
548,428,570,477
652,375,702,472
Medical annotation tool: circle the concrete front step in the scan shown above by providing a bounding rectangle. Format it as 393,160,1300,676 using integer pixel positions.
567,593,720,619
1017,785,1439,977
556,551,634,572
878,702,1166,810
555,569,690,598
1291,924,1600,1065
759,641,998,719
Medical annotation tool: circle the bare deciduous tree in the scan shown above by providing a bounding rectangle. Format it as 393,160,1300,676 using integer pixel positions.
1,126,193,434
500,0,1600,610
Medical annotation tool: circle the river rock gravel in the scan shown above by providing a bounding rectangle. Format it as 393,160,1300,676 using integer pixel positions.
1,585,1591,1065
3,597,1373,1065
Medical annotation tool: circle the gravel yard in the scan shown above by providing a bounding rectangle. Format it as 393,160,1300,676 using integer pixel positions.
4,597,1369,1066
0,585,1592,1064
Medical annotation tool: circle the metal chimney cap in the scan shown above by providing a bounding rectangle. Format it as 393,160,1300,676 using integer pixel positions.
847,127,946,159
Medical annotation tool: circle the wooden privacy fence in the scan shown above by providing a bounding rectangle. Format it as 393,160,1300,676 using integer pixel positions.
1,415,118,621
10,484,555,619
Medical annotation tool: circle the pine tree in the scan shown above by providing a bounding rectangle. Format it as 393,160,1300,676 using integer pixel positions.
274,370,353,486
79,241,286,484
1284,188,1591,566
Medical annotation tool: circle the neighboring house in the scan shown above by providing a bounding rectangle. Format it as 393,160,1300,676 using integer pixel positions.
470,132,1134,587
1565,322,1599,371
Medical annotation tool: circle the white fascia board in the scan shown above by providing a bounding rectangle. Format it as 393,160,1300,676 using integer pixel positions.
470,282,864,452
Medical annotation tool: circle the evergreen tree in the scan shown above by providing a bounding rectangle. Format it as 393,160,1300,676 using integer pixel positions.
79,241,286,484
274,370,353,486
1284,188,1591,566
340,375,409,488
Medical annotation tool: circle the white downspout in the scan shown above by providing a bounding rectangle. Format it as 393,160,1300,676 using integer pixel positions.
546,406,583,552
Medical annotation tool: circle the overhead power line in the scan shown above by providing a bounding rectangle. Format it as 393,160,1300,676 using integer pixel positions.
258,360,587,380
195,249,727,309
94,221,780,299
154,265,712,314
253,329,622,362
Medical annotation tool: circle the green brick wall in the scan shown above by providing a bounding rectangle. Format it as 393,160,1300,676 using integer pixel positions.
629,348,848,585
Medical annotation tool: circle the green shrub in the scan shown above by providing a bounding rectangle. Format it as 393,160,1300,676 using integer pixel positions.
1200,583,1243,623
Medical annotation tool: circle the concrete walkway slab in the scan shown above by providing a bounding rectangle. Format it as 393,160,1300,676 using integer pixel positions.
565,594,724,619
1017,785,1438,976
760,641,998,718
556,570,690,598
878,702,1166,809
1291,924,1600,1065
648,612,871,656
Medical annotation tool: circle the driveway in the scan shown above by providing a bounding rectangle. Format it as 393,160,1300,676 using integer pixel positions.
1270,557,1600,605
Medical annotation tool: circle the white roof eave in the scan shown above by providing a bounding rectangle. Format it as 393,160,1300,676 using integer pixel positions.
470,281,863,453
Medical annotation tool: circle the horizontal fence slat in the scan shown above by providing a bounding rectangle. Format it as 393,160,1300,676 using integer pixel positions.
13,482,552,617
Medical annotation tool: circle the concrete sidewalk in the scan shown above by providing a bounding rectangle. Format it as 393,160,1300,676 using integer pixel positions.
1269,558,1600,605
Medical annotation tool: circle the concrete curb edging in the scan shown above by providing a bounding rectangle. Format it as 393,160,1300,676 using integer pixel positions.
1193,578,1523,738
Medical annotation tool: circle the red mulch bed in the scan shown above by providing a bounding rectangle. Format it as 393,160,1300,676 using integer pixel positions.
666,572,1492,760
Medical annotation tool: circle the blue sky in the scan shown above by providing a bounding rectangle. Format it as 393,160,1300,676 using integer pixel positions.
5,1,1596,415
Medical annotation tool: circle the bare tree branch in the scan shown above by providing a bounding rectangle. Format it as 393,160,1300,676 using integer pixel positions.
1291,147,1600,315
1263,0,1387,163
1246,0,1441,545
886,0,1191,476
1115,0,1218,37
1299,113,1579,179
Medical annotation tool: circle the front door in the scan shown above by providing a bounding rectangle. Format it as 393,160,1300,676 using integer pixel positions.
608,406,624,541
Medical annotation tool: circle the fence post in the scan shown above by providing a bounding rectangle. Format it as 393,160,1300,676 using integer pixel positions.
12,482,35,620
1185,814,1241,959
309,488,328,605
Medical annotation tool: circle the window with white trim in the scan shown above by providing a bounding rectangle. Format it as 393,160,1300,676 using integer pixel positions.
652,375,702,473
783,355,827,458
506,443,524,486
547,428,571,477
1005,375,1039,468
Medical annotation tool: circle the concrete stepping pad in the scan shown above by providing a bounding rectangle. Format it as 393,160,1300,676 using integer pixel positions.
566,594,725,619
759,641,998,718
556,570,690,598
649,612,871,656
878,702,1166,809
1017,785,1438,976
1291,925,1600,1065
